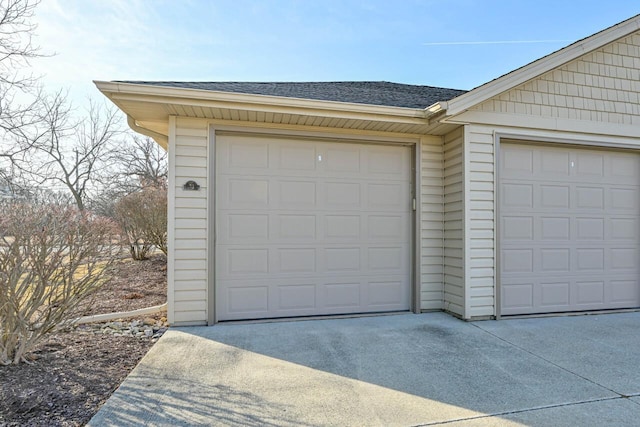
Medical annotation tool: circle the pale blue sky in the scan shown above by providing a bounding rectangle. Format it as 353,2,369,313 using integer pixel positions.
30,1,640,109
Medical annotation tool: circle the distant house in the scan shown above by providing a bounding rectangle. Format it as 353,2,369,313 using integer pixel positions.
0,177,16,200
97,15,640,325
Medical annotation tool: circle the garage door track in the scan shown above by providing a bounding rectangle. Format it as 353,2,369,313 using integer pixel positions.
89,312,640,426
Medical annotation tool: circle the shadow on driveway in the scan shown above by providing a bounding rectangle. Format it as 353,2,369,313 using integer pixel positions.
89,312,640,426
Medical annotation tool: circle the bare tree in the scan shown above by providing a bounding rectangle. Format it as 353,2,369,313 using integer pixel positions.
0,0,47,191
9,94,123,210
120,135,168,190
91,134,167,216
0,0,41,88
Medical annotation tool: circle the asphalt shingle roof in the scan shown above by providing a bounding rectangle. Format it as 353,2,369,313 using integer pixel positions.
117,81,467,109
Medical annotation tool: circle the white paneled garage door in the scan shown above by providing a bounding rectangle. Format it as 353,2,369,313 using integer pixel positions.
499,142,640,315
215,134,412,321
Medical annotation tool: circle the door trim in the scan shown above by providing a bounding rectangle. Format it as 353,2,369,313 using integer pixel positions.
208,125,419,323
495,132,640,318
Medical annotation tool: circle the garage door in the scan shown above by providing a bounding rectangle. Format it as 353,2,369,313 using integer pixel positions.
215,135,412,321
500,142,640,315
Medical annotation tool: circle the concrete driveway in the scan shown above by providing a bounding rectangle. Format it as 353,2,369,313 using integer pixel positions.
88,312,640,426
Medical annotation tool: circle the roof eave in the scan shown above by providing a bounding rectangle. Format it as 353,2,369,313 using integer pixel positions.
94,81,429,121
444,14,640,116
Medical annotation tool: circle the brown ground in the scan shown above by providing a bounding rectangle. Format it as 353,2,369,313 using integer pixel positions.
0,254,168,427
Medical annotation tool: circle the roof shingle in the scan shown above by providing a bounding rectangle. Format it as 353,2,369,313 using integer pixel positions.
117,81,467,109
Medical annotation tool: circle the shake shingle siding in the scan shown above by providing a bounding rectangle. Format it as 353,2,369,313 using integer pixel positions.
471,32,640,124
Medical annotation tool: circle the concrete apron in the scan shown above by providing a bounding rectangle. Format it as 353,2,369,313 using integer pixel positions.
88,312,640,426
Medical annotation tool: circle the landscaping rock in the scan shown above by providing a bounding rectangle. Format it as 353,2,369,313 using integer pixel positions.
73,317,169,341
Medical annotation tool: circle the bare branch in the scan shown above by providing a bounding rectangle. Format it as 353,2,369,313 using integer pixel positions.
6,94,124,210
0,0,43,88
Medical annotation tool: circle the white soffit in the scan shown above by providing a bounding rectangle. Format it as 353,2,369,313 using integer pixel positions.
94,81,442,136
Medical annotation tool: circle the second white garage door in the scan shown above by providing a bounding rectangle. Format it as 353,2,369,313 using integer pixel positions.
500,142,640,315
215,135,412,321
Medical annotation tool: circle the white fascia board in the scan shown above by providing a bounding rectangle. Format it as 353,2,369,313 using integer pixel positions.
444,15,640,116
94,81,428,124
445,110,640,140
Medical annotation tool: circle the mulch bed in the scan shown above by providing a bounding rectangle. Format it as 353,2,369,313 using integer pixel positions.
0,254,168,426
74,254,168,317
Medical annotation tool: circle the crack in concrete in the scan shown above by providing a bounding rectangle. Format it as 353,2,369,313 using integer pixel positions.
412,395,627,426
470,322,623,397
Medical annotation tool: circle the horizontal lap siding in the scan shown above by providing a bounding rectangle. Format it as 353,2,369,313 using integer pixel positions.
420,137,444,310
466,125,495,318
472,32,640,125
443,127,464,316
170,117,209,325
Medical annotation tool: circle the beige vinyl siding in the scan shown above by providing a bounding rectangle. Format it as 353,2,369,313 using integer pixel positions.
419,136,444,310
443,127,464,316
169,117,210,325
465,125,495,318
472,32,640,125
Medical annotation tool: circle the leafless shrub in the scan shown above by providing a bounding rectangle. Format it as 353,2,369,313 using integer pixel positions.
114,186,167,260
0,201,120,365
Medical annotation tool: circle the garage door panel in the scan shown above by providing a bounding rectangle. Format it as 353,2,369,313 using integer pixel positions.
576,248,605,271
501,282,535,311
575,281,605,305
325,182,361,207
216,135,412,321
325,215,361,239
226,178,270,206
325,282,361,309
540,217,570,240
502,183,534,208
540,249,570,272
369,280,405,306
368,183,407,209
502,146,534,176
576,218,604,240
223,213,269,241
576,186,604,209
502,249,534,273
368,215,405,239
278,249,316,273
575,152,605,178
610,188,639,210
325,146,361,173
277,284,317,310
227,249,269,275
277,144,317,171
611,218,638,239
540,150,570,175
228,139,269,169
540,185,570,208
218,277,409,320
502,216,534,240
277,214,317,240
540,282,570,308
611,280,639,303
369,148,405,175
611,248,637,270
500,143,640,315
278,180,317,207
325,247,361,272
227,286,269,315
611,155,640,180
368,247,404,270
